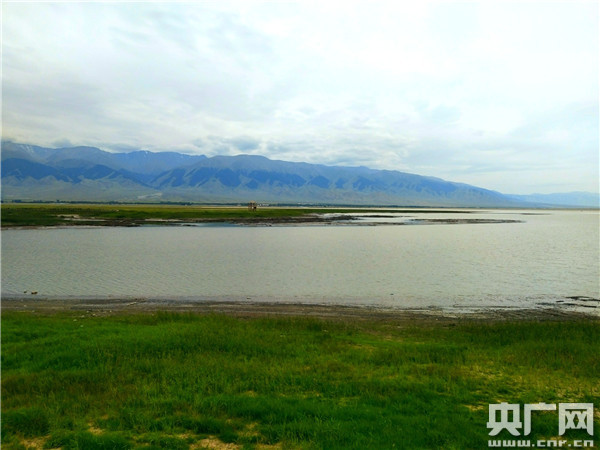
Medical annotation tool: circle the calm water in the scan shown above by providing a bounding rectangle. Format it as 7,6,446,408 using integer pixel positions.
2,210,599,312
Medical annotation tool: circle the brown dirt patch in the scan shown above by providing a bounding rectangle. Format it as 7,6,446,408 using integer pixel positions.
2,297,597,324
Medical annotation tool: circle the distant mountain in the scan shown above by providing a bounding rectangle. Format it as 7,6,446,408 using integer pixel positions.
508,192,600,208
150,154,520,206
1,141,206,175
1,141,593,207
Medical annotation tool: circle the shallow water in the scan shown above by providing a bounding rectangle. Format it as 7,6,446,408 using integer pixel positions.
2,209,599,312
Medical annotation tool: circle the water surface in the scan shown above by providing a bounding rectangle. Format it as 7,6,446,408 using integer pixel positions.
2,209,598,312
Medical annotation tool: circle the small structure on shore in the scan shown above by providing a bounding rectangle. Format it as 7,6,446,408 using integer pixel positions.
248,201,257,211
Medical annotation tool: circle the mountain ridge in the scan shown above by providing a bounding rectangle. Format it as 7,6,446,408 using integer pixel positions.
2,141,597,207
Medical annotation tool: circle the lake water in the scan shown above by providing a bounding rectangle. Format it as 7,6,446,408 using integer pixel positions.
2,209,599,313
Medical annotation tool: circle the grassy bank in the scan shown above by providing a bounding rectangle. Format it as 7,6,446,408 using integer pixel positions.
2,312,598,449
0,204,333,227
0,204,468,228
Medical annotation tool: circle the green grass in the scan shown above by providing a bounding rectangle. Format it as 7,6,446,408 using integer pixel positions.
2,312,599,449
0,204,367,227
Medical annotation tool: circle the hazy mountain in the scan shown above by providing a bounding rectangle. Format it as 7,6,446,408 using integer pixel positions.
151,154,519,206
1,142,57,162
1,141,595,207
508,192,600,208
2,141,206,175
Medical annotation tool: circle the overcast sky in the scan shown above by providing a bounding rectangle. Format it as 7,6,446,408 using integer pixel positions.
2,1,598,194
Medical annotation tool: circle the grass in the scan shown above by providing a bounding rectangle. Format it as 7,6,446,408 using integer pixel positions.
0,204,362,227
0,203,467,228
2,311,599,449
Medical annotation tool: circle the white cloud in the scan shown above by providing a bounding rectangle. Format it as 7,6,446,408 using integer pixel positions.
2,1,598,194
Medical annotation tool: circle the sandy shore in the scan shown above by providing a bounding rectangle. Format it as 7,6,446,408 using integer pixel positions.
2,297,597,323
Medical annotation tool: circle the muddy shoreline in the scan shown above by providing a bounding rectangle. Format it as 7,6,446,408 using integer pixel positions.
1,214,524,229
2,297,597,323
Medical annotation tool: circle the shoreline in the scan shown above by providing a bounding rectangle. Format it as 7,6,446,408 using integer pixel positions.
2,297,598,323
1,216,524,229
1,204,534,228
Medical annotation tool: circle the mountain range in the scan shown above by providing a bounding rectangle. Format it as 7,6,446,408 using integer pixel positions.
1,141,598,207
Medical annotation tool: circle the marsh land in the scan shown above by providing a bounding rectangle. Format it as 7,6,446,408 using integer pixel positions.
1,203,524,228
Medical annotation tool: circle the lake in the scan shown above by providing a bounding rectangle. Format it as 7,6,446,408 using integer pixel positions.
2,209,599,313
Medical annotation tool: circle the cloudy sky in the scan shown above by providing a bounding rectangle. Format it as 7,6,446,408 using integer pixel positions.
2,1,598,194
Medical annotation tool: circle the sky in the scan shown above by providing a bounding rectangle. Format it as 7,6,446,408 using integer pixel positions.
2,1,598,194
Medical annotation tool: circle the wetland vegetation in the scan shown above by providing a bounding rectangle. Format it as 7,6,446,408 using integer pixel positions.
0,203,376,228
1,203,516,228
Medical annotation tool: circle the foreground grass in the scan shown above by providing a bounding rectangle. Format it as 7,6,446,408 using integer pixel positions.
2,312,599,449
